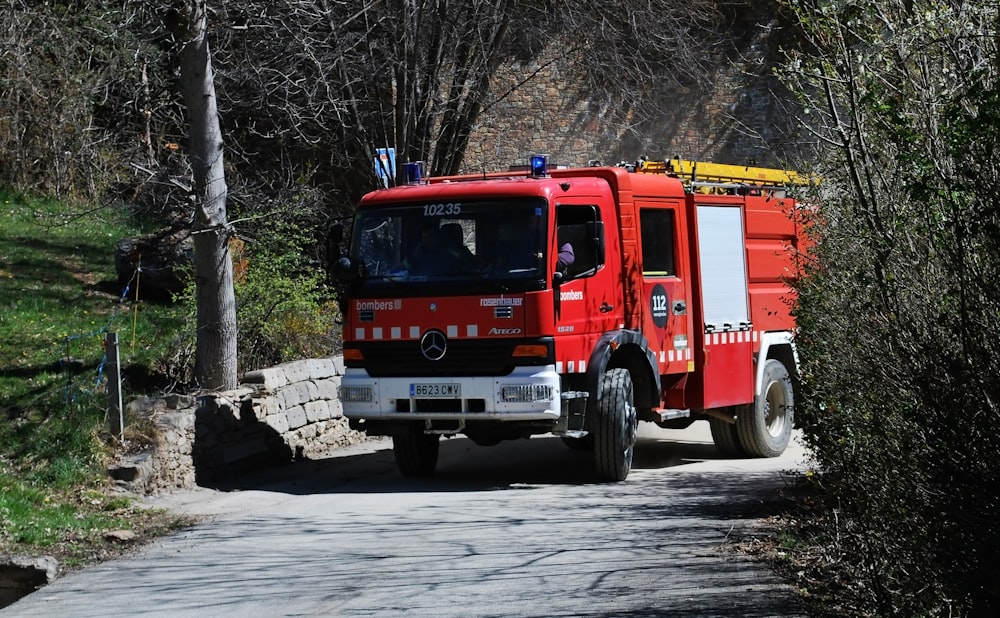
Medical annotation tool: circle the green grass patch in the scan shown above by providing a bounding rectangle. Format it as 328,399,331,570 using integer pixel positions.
1,190,184,440
0,466,193,568
0,190,192,565
0,188,335,567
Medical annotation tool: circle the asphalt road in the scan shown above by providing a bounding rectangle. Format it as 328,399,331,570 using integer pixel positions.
6,423,810,617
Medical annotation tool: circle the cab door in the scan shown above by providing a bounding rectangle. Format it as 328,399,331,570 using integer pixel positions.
637,201,694,387
552,202,623,374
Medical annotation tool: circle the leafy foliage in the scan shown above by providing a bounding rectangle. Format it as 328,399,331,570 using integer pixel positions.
166,195,341,376
781,1,1000,614
233,239,340,373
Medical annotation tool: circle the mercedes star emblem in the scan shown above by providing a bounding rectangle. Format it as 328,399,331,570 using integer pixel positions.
420,329,447,361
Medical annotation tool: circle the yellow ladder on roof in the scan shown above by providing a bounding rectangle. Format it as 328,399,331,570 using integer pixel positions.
636,157,805,186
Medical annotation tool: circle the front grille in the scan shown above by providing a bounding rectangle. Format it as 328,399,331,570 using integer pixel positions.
350,338,552,377
395,399,487,413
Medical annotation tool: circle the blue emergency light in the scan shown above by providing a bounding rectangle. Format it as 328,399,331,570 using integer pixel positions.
404,161,425,185
530,154,548,177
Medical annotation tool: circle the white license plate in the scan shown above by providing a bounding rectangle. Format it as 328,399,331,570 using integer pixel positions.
410,383,461,398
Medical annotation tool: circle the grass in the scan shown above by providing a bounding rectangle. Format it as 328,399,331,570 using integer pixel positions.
0,188,340,569
0,190,193,566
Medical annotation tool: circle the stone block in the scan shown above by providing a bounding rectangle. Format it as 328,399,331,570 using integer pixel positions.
304,380,320,402
242,367,288,390
281,360,310,384
315,377,339,400
328,397,344,419
305,400,331,423
162,393,196,410
293,381,313,405
156,410,194,433
306,358,336,381
277,385,302,411
221,387,254,400
249,402,266,423
252,395,277,418
265,413,289,434
286,405,307,430
196,394,241,421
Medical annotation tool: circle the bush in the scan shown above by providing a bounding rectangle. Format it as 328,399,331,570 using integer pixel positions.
784,2,1000,614
162,215,340,384
235,243,340,373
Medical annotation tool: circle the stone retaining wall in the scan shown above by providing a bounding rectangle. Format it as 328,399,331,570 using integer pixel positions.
463,22,800,175
114,357,367,494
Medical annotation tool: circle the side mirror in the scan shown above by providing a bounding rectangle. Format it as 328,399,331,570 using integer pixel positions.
332,256,357,282
326,221,346,279
328,221,344,244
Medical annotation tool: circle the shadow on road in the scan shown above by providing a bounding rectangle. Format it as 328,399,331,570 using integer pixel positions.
204,430,778,498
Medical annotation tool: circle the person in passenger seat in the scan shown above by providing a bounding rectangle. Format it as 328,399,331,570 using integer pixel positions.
556,226,576,275
440,222,476,271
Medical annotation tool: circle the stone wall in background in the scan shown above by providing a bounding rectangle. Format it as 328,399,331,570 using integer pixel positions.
463,22,800,174
111,357,367,494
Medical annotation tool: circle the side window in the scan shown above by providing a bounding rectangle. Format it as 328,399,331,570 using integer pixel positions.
640,208,676,276
556,205,604,279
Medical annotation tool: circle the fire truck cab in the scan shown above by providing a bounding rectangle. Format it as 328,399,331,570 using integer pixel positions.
335,156,805,481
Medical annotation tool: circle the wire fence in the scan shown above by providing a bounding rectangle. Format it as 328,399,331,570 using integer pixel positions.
12,267,142,426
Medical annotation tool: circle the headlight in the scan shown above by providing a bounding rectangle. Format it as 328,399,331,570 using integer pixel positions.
340,385,374,403
500,384,553,402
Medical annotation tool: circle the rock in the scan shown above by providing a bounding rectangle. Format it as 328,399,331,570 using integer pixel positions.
107,448,155,489
115,224,193,301
0,555,59,609
104,530,138,543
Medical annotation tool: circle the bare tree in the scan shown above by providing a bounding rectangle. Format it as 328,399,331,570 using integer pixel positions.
210,0,557,191
171,0,238,390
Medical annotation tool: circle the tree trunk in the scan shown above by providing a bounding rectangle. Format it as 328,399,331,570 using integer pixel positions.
173,1,238,390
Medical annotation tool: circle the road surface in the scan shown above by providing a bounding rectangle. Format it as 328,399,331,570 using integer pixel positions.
7,423,809,617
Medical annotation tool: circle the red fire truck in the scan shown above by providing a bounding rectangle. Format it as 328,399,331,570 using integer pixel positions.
334,156,805,481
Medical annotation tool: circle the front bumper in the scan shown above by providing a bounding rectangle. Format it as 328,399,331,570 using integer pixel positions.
340,365,561,421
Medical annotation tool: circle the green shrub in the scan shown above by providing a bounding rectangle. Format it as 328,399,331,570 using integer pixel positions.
235,245,340,373
784,2,1000,614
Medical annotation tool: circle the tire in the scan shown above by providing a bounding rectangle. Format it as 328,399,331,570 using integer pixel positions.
392,423,440,477
593,368,638,481
561,434,595,451
709,408,745,457
736,359,794,457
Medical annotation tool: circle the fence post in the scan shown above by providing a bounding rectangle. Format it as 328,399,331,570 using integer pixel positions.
106,331,124,440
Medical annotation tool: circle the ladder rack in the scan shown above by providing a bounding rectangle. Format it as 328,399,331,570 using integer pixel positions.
632,156,805,189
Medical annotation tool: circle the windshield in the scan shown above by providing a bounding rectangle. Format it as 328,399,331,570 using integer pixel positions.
350,198,548,294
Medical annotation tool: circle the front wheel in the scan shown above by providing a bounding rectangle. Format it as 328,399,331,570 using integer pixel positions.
392,423,440,477
593,368,638,481
736,359,794,457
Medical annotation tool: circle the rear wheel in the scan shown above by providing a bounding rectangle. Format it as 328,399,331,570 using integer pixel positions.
736,359,794,457
392,423,440,477
709,408,745,457
593,368,638,481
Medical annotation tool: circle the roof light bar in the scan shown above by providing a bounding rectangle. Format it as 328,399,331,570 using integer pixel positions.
404,161,426,185
529,154,548,178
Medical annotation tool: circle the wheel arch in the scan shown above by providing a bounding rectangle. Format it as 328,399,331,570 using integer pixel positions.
585,330,660,412
756,331,799,398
